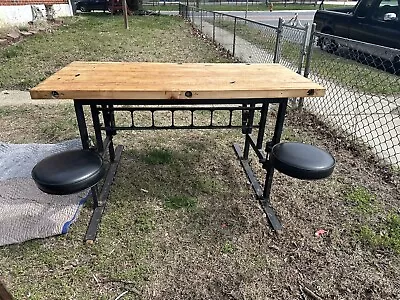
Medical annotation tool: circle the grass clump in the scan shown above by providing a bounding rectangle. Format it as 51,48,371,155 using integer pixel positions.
346,186,376,214
359,213,400,254
134,212,155,233
143,149,174,165
347,186,400,254
164,195,197,210
221,241,236,254
0,106,30,117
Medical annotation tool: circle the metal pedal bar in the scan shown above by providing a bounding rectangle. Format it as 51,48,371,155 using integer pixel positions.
85,144,123,244
233,143,282,232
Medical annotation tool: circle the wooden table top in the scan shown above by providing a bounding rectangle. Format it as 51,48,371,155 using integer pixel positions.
30,62,325,101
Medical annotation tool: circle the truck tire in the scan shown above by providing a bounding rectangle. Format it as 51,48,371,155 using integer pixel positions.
319,30,338,54
80,5,90,12
394,56,400,75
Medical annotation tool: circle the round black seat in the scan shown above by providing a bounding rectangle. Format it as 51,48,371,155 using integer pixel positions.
32,149,106,195
271,142,335,180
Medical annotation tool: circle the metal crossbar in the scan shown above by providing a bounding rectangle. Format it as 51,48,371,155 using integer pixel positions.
97,105,262,131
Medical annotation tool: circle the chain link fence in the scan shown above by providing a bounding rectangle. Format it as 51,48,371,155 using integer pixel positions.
180,4,303,64
179,4,400,168
304,33,400,167
181,0,316,6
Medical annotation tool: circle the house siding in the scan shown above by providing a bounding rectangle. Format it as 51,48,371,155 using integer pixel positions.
0,1,72,27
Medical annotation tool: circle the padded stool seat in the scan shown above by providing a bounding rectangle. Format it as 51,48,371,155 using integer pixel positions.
271,142,335,180
32,149,106,195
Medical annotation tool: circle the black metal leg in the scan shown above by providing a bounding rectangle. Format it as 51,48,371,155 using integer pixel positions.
108,105,116,161
256,103,269,150
262,99,288,199
101,105,116,161
85,144,123,244
233,143,282,232
233,99,289,232
84,103,123,244
90,104,104,153
74,101,90,149
243,104,255,159
74,101,103,226
73,101,124,243
271,98,288,147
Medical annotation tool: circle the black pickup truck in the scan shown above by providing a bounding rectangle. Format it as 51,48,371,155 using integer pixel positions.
313,0,400,64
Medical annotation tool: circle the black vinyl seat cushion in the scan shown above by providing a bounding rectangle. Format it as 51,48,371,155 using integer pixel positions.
271,142,335,180
32,149,106,195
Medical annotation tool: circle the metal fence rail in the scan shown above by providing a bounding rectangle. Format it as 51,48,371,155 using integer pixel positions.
179,4,400,168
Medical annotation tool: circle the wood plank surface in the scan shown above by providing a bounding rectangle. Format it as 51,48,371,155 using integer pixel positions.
30,62,325,100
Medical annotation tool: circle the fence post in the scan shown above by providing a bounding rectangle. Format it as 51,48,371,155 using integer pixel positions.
233,17,237,57
191,7,194,24
297,22,309,75
200,9,203,31
273,18,284,63
213,12,216,43
298,22,316,109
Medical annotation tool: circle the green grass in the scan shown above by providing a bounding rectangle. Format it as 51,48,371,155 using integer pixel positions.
203,3,318,11
0,106,30,117
346,186,376,214
145,3,180,10
346,186,400,254
360,213,400,254
143,148,174,165
18,25,29,32
281,127,303,142
221,241,236,254
134,211,156,233
164,195,198,209
0,14,232,90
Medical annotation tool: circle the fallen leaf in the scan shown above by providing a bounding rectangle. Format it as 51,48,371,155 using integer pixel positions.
315,229,327,237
